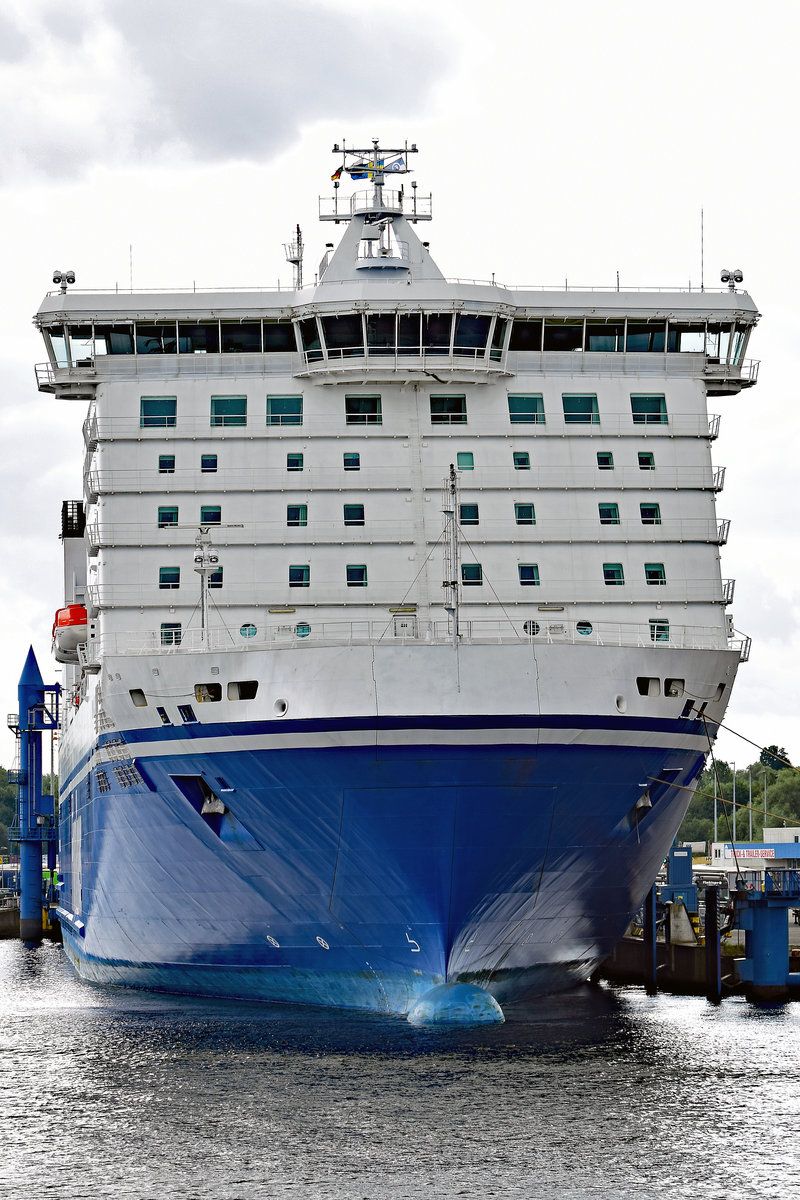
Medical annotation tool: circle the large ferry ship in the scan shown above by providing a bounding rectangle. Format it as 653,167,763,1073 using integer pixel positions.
36,142,759,1019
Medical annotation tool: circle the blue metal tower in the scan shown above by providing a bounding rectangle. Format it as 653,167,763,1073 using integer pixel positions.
8,647,60,941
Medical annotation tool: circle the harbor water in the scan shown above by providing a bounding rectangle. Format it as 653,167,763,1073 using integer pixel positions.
2,940,797,1200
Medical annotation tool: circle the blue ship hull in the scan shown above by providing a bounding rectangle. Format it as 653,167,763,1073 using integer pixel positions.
57,714,704,1014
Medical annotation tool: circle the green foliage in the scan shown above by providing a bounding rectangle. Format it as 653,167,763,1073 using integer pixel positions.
678,755,800,847
760,744,791,771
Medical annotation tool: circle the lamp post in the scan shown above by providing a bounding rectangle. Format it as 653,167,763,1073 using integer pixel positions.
732,762,736,844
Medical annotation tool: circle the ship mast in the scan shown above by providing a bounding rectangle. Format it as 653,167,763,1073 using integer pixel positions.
193,528,220,642
442,464,460,648
284,225,304,289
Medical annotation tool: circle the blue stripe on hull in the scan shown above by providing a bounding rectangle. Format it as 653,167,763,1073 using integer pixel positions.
59,735,702,1014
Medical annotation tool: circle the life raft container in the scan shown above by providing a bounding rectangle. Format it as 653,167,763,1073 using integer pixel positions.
52,604,88,663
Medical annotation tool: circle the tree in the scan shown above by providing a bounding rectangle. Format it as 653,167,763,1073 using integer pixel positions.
760,745,791,771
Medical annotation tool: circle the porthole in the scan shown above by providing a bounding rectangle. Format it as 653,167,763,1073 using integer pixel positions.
523,620,540,636
273,698,288,717
615,694,627,713
295,622,311,638
576,621,593,636
240,622,257,639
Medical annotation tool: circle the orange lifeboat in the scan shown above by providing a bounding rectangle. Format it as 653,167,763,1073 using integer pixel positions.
52,604,88,663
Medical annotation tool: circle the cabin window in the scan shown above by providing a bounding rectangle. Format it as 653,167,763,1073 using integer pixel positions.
638,451,655,470
194,683,222,703
453,314,491,356
287,452,304,471
289,564,310,587
367,313,396,355
456,452,474,470
179,322,220,354
263,322,295,352
508,395,545,425
645,562,667,585
240,623,257,638
346,564,368,586
459,503,479,526
461,563,483,586
267,395,303,426
129,689,147,707
298,317,322,361
228,680,259,700
631,395,667,425
200,505,221,525
345,395,382,425
515,503,535,525
177,703,197,722
157,506,179,528
156,706,171,725
343,504,365,526
430,395,467,424
508,319,543,351
287,504,307,527
640,502,661,524
597,451,614,470
201,454,218,473
140,396,176,428
544,319,583,351
598,503,620,525
322,314,363,358
208,568,223,590
159,566,180,590
221,322,261,353
603,562,624,586
586,322,624,352
519,564,540,586
562,394,599,424
159,455,176,473
649,618,670,642
160,622,182,646
343,452,360,470
211,395,247,427
626,321,666,352
513,451,530,470
136,323,177,354
422,312,452,354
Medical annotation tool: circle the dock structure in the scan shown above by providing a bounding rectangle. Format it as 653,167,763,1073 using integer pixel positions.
734,871,800,1001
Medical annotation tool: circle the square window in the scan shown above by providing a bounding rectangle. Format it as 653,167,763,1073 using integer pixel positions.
562,394,599,424
508,395,545,424
345,395,381,425
158,454,175,473
289,564,310,587
631,394,667,425
157,506,178,528
603,562,625,586
343,504,365,526
287,452,304,471
456,451,474,470
221,322,261,353
519,563,540,586
158,566,180,590
513,451,530,470
649,618,670,643
343,452,360,470
596,451,614,470
638,451,655,470
598,503,620,525
645,562,667,585
287,504,308,527
267,395,303,426
200,505,221,525
346,564,368,586
430,395,467,424
461,563,483,585
201,454,217,473
208,568,223,589
160,622,182,646
211,395,247,426
640,503,661,524
140,396,176,427
459,503,479,525
515,503,535,525
177,703,197,722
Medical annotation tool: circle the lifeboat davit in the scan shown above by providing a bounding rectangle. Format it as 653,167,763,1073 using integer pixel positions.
52,604,88,663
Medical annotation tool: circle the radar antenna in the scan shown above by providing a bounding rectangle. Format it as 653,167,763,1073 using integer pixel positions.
284,224,304,289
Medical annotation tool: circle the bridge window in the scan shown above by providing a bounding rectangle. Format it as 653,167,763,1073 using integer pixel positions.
343,504,365,526
211,395,247,426
598,503,620,525
136,323,177,354
631,394,667,424
322,313,363,359
667,322,705,352
179,322,219,354
159,566,180,590
398,313,421,355
140,396,176,427
298,317,322,362
267,395,303,426
508,395,544,424
627,321,665,352
287,505,307,527
94,324,134,355
519,564,540,586
490,317,508,361
645,562,666,585
430,395,467,424
345,395,382,425
563,394,599,424
454,314,490,356
459,503,479,526
263,321,295,352
640,502,661,524
544,319,583,351
508,319,543,351
586,321,624,352
603,562,624,586
423,312,453,354
221,322,261,353
289,564,310,587
367,313,396,355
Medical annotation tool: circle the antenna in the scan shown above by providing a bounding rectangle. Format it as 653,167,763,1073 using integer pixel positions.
700,208,704,293
284,224,304,289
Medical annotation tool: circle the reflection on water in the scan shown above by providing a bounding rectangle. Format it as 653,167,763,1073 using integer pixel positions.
2,940,797,1199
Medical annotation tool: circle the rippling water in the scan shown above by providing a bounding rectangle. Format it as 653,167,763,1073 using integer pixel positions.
2,940,798,1200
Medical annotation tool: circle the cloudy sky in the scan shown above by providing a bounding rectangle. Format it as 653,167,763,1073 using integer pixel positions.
0,0,796,769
